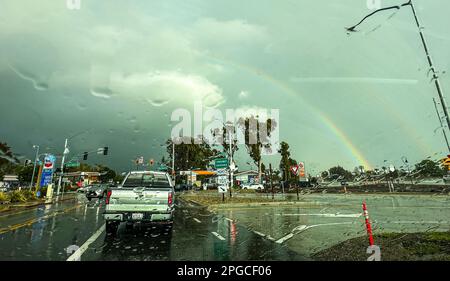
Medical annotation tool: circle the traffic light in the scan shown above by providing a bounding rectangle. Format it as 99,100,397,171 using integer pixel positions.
83,152,88,160
103,147,109,155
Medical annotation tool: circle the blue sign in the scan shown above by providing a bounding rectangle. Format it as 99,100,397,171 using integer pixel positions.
40,154,56,187
40,170,53,187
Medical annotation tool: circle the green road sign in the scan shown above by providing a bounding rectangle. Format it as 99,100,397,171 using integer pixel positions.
215,158,229,169
65,162,80,168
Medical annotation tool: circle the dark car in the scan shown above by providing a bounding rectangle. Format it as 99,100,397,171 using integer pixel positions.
85,184,109,201
174,183,192,191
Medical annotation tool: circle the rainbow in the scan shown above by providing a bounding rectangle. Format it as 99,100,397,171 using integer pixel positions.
204,55,374,169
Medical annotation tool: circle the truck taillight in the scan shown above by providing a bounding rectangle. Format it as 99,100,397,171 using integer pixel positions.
105,190,112,204
168,192,173,205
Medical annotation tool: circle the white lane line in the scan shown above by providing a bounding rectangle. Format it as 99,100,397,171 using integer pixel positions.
193,218,201,223
253,230,266,237
266,235,276,241
276,233,294,244
212,232,226,241
275,213,362,218
67,224,105,261
251,230,276,241
375,220,450,224
275,222,355,244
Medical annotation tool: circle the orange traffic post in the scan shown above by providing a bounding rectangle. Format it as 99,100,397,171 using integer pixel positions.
362,201,374,246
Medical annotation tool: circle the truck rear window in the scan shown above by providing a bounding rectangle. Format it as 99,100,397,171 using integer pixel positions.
122,173,170,188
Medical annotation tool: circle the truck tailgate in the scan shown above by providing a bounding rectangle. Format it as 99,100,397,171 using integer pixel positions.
107,187,172,212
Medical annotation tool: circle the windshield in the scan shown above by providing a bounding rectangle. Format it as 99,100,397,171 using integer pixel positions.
122,173,171,188
1,0,450,269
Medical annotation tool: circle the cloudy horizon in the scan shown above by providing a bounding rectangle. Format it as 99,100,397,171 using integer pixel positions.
1,0,450,175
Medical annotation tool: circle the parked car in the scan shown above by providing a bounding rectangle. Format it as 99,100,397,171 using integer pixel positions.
175,183,191,191
202,182,218,190
85,184,109,201
103,171,175,234
242,183,264,190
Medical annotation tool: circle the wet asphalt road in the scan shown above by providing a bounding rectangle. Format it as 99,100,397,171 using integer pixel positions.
2,192,449,261
0,193,305,261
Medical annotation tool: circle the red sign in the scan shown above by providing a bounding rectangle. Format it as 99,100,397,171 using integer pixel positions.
290,165,299,175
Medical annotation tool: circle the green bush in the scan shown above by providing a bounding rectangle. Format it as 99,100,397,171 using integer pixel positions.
22,189,37,201
9,190,27,203
0,192,8,202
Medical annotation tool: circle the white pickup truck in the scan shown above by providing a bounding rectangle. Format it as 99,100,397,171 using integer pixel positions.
103,171,175,234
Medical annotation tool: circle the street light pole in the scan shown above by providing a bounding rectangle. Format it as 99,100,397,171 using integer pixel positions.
347,0,450,148
56,138,68,196
408,0,450,133
30,145,40,189
172,141,175,181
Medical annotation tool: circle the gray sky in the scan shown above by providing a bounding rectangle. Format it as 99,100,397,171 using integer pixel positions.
1,0,450,174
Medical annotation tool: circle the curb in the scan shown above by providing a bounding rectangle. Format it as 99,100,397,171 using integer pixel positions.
206,200,325,211
0,194,77,215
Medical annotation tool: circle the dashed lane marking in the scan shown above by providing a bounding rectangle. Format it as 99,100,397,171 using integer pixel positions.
212,231,225,241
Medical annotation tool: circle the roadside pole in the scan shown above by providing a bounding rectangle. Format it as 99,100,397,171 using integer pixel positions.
30,145,39,189
297,166,300,200
228,126,233,198
269,164,274,199
56,138,68,196
362,201,375,246
35,164,43,192
172,142,175,182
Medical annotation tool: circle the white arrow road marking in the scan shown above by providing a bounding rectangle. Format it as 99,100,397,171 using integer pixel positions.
250,230,275,241
253,231,266,237
212,232,226,241
67,224,105,261
193,218,201,223
276,222,356,244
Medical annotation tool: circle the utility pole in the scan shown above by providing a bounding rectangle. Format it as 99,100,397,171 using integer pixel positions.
56,138,68,196
228,124,233,198
433,98,450,152
172,141,175,181
30,145,39,189
269,163,274,199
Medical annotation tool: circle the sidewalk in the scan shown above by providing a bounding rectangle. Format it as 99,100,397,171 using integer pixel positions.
0,193,78,215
